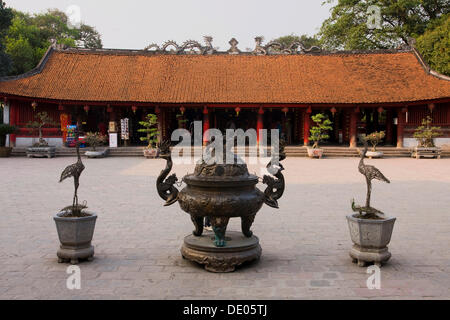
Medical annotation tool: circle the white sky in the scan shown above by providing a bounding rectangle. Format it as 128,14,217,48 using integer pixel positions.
6,0,333,51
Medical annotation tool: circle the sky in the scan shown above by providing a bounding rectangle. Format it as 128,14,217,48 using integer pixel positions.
6,0,334,51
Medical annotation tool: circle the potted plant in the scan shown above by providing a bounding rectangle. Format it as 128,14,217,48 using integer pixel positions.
364,131,385,158
307,113,333,158
26,112,58,158
138,113,160,158
347,138,395,267
0,124,17,157
412,116,442,159
84,132,108,158
55,142,97,264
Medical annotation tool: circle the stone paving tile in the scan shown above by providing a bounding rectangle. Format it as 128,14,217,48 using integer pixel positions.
0,157,449,299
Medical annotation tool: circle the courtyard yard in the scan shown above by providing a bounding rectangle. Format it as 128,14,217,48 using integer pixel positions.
0,156,449,299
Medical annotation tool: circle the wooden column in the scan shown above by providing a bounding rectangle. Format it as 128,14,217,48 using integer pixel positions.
349,107,359,148
303,107,312,146
9,101,16,146
385,108,393,145
203,106,209,145
257,107,264,144
155,106,162,143
397,107,407,148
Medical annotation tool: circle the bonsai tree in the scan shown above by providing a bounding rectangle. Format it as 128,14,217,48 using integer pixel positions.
309,113,333,148
413,116,442,148
0,124,17,147
138,113,160,148
365,131,385,152
84,132,107,151
26,112,58,147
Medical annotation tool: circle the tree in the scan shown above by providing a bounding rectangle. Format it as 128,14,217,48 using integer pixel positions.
0,1,13,76
272,34,320,49
318,0,449,50
416,13,449,75
309,113,333,149
4,8,103,75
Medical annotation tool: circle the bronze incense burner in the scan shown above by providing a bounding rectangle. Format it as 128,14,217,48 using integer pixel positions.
156,139,286,272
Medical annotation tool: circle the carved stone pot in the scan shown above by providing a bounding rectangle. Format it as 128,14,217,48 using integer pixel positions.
366,151,384,159
54,212,97,264
85,148,109,158
27,146,56,158
307,147,324,158
346,214,396,267
0,146,12,157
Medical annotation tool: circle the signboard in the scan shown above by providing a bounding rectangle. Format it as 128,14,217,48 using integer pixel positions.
120,118,129,140
109,133,118,148
109,121,117,133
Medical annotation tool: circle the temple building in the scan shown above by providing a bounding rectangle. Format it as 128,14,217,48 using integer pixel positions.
1,37,450,149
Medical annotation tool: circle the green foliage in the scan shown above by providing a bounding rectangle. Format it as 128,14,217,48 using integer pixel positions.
84,132,107,151
272,34,320,49
0,123,17,146
26,111,57,146
318,0,449,50
364,131,385,151
309,113,333,148
0,1,13,75
413,116,442,147
4,8,102,75
138,114,160,148
416,13,450,76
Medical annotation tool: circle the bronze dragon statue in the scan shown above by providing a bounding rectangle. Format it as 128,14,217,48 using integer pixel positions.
156,140,179,206
262,139,286,209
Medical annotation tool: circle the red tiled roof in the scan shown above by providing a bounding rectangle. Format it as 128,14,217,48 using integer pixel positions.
0,48,449,104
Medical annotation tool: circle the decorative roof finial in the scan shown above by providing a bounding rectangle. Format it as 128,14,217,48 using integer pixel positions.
228,38,241,54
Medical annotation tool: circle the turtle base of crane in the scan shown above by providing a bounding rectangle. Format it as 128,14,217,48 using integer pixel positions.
181,231,261,273
26,146,56,158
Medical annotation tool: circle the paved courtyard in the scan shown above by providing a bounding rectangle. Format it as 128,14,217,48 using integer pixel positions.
0,155,449,299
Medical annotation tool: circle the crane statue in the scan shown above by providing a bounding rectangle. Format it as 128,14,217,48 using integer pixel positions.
352,137,390,219
59,140,85,211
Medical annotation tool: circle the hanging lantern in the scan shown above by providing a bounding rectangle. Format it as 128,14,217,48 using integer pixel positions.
132,105,138,114
306,106,312,114
58,104,64,111
377,107,384,114
330,107,337,117
107,105,113,113
31,101,38,111
180,106,186,115
282,107,289,116
84,105,90,114
235,107,241,116
428,103,435,113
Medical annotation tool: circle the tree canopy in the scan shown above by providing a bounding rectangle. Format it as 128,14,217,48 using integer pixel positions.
2,7,103,75
0,1,13,76
271,34,320,49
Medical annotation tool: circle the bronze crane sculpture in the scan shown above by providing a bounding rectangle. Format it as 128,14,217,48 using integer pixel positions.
59,141,85,210
353,137,390,218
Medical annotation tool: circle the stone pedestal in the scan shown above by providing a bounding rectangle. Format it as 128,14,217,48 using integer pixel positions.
181,231,261,273
27,146,56,158
57,245,94,265
350,245,391,267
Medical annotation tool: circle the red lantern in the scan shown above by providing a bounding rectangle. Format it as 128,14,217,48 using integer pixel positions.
84,105,90,113
235,107,241,116
428,103,435,113
330,107,337,116
31,101,38,111
132,105,138,114
377,107,384,114
58,104,64,111
282,107,289,116
180,106,186,115
107,105,113,113
306,106,312,114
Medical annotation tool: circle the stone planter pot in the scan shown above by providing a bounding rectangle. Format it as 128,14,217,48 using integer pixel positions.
307,147,324,158
411,147,441,159
346,214,396,267
27,146,56,158
366,151,384,159
144,148,159,159
54,212,97,264
85,148,109,158
0,146,12,158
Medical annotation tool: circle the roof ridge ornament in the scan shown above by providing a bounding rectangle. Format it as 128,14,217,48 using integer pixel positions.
227,38,241,55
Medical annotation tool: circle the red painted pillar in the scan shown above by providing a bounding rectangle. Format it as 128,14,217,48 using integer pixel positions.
155,106,162,143
303,107,312,146
397,107,407,148
9,101,16,146
385,108,393,145
203,106,209,145
349,107,359,148
257,107,264,144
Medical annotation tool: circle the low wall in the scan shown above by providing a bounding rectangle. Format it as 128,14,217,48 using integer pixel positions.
403,138,450,148
15,137,64,147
